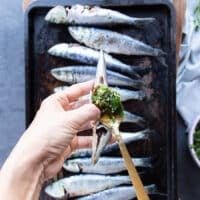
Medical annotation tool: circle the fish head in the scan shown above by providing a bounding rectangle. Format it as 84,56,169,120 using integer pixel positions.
48,43,70,57
63,160,80,173
45,180,68,199
92,123,112,164
51,68,74,83
68,26,90,43
45,6,68,24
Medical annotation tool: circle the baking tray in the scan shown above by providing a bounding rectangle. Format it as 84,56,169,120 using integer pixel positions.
25,0,176,199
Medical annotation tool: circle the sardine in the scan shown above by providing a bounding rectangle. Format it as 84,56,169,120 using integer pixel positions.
63,157,152,174
51,66,144,89
75,184,157,200
68,26,167,66
48,43,142,78
45,174,131,199
45,5,156,27
69,129,151,159
54,86,146,101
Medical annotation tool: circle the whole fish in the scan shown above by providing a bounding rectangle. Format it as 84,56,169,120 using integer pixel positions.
48,43,142,78
69,129,151,159
68,26,167,66
54,86,146,101
63,157,152,174
75,184,157,200
45,174,131,199
51,66,144,89
45,5,156,27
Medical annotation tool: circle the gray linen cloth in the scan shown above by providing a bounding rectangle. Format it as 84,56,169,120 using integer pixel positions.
177,0,200,130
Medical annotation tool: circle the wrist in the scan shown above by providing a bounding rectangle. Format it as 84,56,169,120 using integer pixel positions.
0,132,45,200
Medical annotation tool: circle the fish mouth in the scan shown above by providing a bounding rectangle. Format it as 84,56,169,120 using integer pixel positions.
92,123,112,164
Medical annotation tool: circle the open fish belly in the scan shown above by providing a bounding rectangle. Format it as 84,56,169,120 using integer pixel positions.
92,124,112,164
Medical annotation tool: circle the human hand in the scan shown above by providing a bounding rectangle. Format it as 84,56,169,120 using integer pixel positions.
24,81,100,180
0,81,101,200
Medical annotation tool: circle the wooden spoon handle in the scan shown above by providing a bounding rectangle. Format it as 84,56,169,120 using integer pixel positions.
113,127,150,200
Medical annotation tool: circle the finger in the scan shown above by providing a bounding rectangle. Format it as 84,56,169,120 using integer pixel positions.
68,99,89,110
55,80,94,104
65,104,100,131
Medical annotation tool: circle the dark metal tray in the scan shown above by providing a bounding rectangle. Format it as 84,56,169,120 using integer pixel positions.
25,0,176,199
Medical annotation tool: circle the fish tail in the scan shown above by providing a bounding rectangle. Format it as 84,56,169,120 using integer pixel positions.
142,157,153,168
132,18,156,28
155,49,168,67
132,79,146,90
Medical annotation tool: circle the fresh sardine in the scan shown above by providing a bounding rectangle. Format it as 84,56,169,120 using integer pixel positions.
45,174,131,199
75,184,157,200
68,26,167,66
45,5,156,27
69,129,151,159
51,66,144,89
63,157,152,174
54,86,146,101
48,43,142,78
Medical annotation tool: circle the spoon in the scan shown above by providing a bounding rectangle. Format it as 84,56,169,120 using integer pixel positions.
93,50,150,200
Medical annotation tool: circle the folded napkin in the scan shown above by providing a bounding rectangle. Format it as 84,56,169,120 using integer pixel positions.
177,0,200,130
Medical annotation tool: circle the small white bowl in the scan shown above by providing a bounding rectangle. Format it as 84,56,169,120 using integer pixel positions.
188,116,200,168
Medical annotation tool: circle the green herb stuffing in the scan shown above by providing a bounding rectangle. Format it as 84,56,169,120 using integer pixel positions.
192,128,200,159
194,1,200,30
92,85,124,121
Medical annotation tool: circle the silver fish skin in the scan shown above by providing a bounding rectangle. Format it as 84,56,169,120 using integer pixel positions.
69,129,151,159
48,43,141,78
51,66,144,89
45,174,131,199
63,157,152,174
75,184,157,200
123,111,146,127
45,5,156,27
54,86,146,101
68,26,167,66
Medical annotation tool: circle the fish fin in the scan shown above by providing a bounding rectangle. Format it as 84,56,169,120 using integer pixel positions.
155,50,168,67
132,18,157,29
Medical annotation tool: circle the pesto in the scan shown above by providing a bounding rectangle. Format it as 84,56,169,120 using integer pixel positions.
92,85,124,120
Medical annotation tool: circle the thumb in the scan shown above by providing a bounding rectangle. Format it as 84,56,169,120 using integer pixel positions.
64,104,100,131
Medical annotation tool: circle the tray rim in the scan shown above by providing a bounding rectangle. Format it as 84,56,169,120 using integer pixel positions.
24,1,177,199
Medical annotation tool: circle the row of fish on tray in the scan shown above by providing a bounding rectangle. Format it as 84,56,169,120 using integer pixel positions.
44,4,167,200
